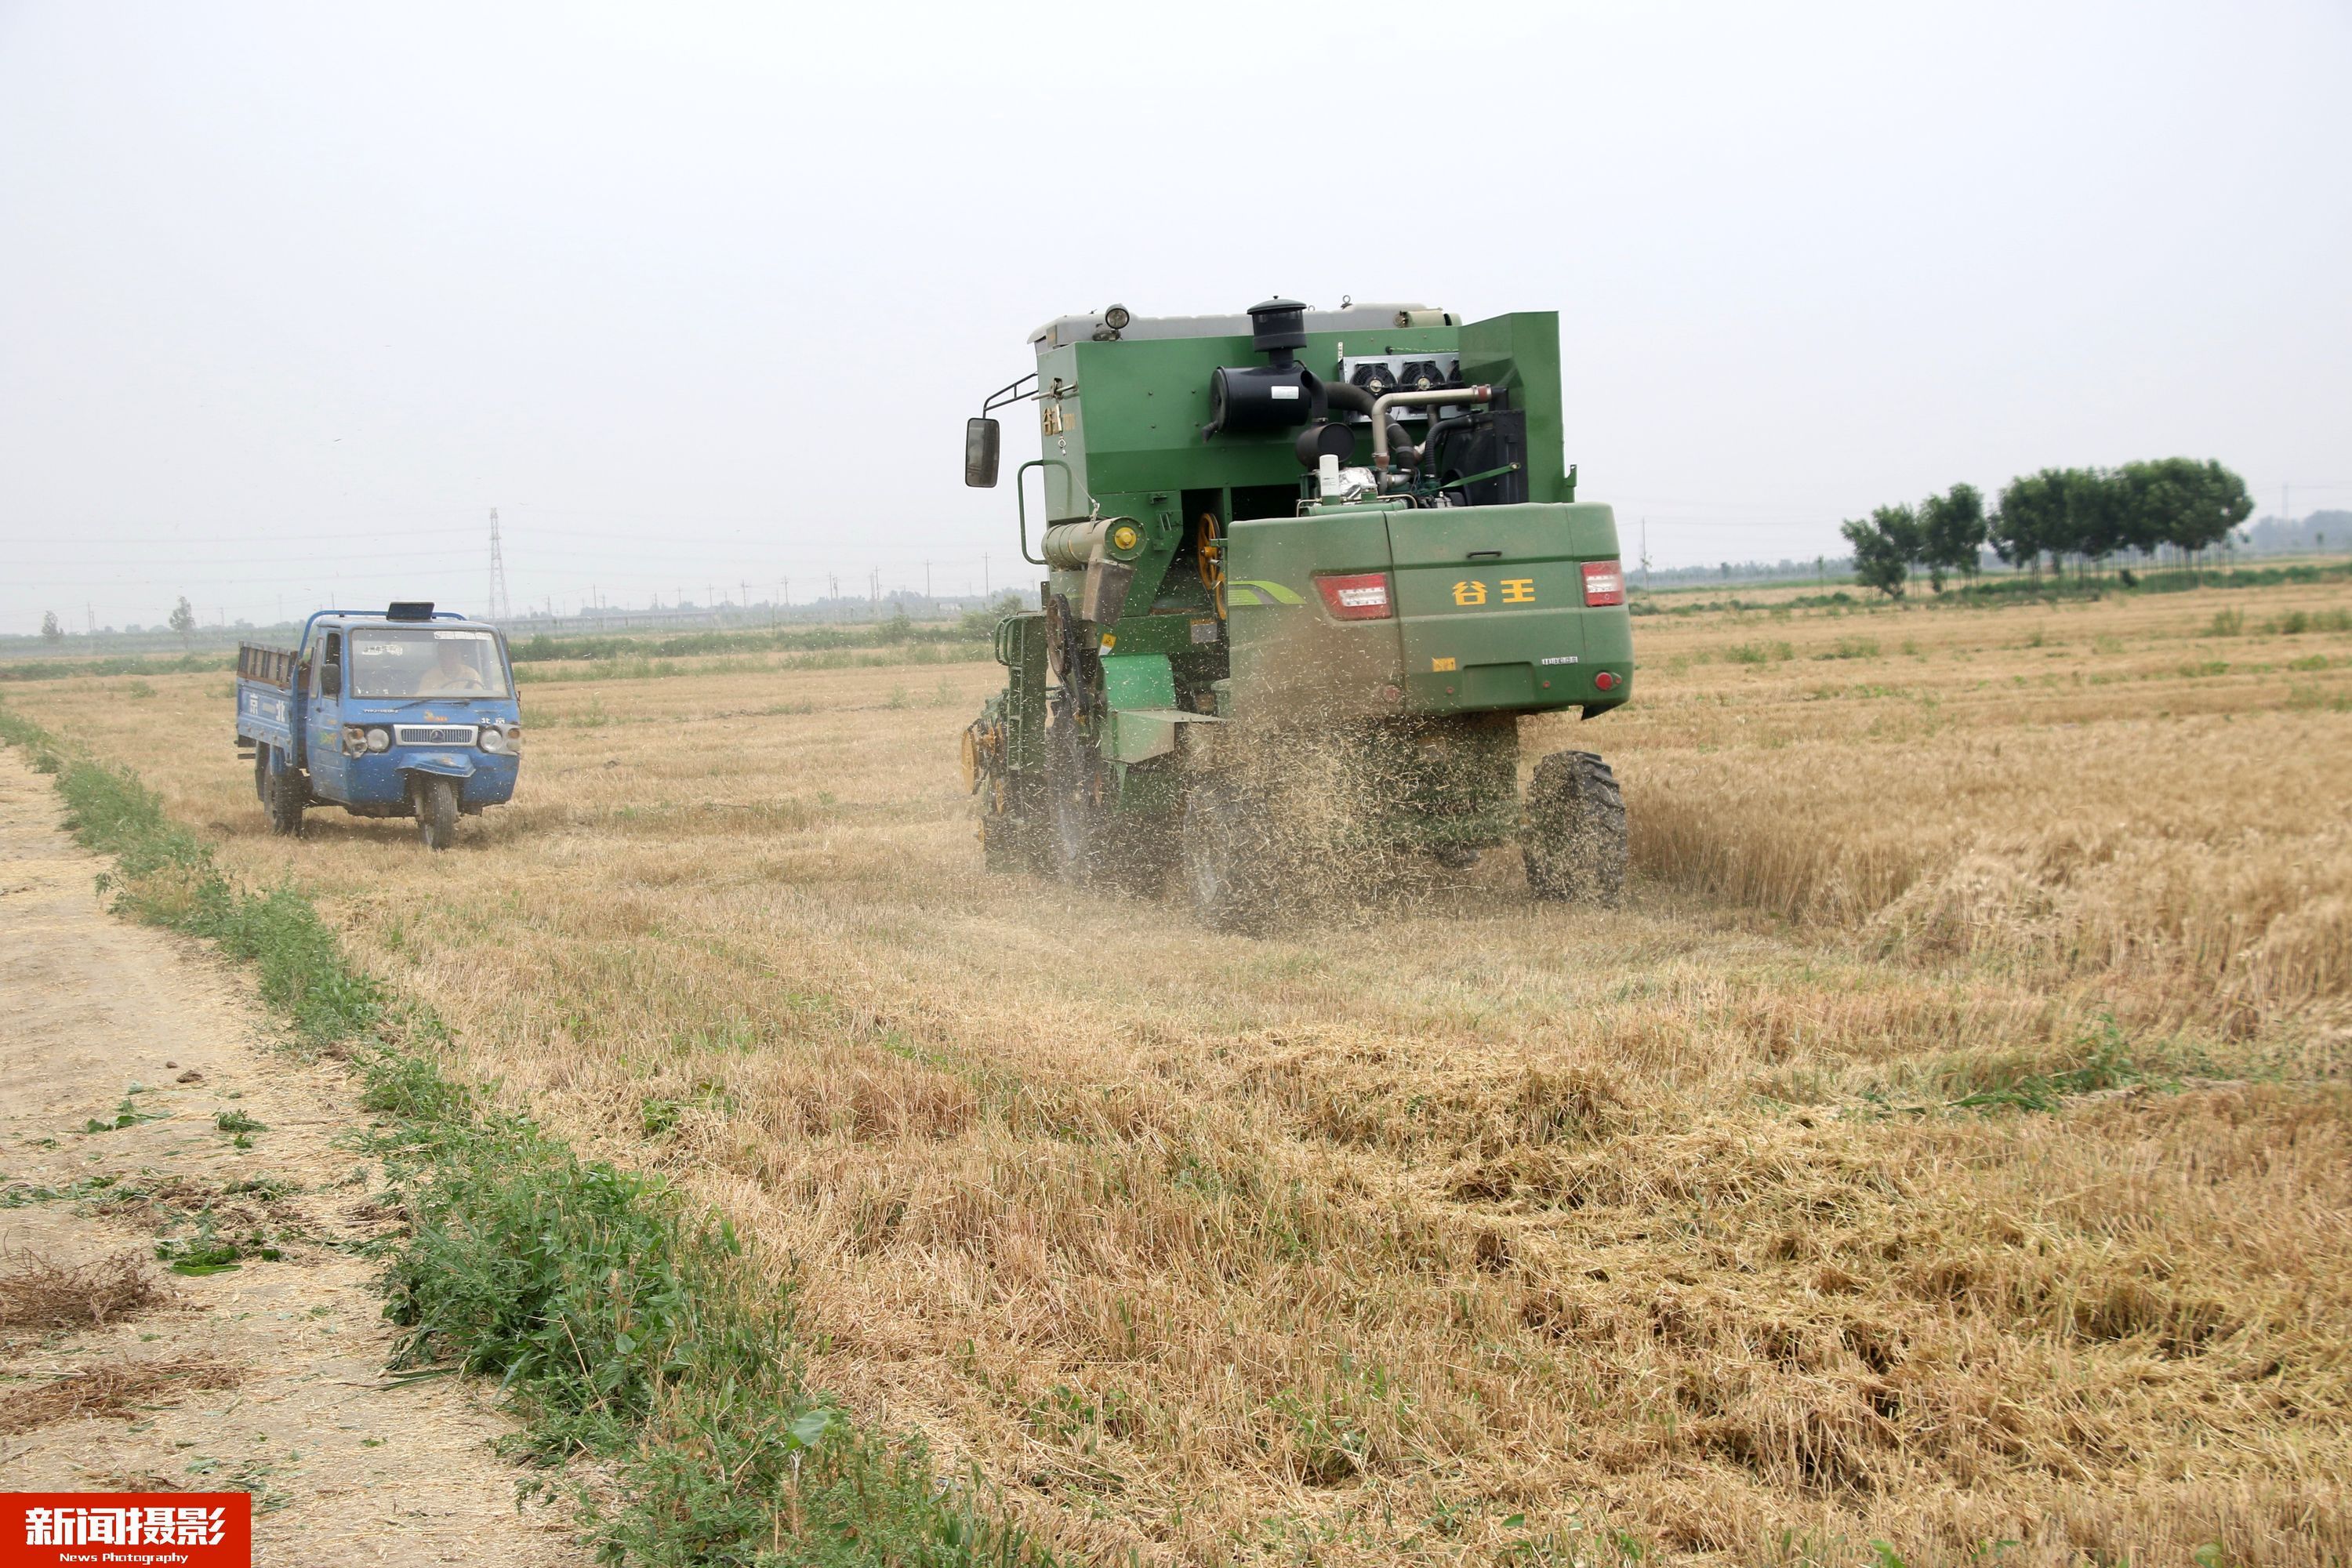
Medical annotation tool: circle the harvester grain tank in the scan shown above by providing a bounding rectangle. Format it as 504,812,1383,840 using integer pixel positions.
960,300,1631,927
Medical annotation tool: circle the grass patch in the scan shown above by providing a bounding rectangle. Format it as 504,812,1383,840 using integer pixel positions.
0,652,225,684
1862,1018,2170,1117
0,704,1052,1568
507,615,997,667
2269,607,2352,635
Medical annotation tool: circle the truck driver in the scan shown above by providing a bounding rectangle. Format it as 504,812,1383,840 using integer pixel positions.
419,637,492,695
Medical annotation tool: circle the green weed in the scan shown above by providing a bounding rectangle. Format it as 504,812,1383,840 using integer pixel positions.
1947,1018,2156,1112
82,1097,170,1134
2288,684,2350,713
1725,641,1794,666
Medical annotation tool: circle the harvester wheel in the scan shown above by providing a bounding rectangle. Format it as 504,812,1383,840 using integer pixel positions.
978,775,1044,874
414,775,459,851
1523,750,1626,906
1043,715,1100,886
1181,774,1279,933
263,749,305,838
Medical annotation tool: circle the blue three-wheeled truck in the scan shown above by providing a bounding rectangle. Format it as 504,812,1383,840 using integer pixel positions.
234,603,524,849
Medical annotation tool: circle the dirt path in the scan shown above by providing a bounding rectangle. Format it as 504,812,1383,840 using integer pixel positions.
0,747,583,1566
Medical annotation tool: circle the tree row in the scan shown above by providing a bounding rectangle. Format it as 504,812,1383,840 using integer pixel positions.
1841,459,2254,597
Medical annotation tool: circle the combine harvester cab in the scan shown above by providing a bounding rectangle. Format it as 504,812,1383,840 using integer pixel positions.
234,602,523,850
960,299,1632,929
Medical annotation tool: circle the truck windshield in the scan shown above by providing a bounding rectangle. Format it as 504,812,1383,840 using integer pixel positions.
345,628,510,699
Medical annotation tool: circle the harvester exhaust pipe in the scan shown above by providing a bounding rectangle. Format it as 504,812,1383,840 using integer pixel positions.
1315,379,1411,466
1372,385,1493,475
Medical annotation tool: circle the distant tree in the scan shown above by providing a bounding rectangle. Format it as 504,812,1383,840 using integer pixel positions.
2065,466,2132,574
1991,470,2074,577
1916,483,1987,590
1841,505,1918,598
2113,457,2252,561
1988,463,2252,579
168,596,196,647
40,611,64,644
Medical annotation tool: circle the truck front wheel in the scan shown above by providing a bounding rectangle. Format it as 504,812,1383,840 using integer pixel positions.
1523,750,1627,906
413,775,459,851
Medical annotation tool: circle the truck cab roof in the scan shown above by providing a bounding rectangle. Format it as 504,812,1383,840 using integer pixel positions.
314,612,497,633
298,604,497,643
1029,302,1455,353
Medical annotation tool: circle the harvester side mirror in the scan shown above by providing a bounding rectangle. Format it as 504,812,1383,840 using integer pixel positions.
964,417,1001,488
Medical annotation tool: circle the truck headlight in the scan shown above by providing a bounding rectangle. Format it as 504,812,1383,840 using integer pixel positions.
365,728,391,753
342,724,367,757
480,727,507,754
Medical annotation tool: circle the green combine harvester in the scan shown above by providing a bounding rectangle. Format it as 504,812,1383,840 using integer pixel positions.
960,298,1632,929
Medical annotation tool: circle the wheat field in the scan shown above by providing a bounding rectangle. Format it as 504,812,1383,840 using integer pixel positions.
9,577,2351,1566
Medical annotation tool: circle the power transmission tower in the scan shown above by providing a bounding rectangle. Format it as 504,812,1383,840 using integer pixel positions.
487,509,512,622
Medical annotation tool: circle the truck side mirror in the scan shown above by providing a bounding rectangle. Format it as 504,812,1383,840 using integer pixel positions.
964,417,1001,488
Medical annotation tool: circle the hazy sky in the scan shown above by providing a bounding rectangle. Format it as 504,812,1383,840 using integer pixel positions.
3,1,2347,634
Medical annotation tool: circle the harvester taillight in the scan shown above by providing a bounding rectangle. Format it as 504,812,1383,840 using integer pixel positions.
1315,572,1394,621
1582,560,1626,606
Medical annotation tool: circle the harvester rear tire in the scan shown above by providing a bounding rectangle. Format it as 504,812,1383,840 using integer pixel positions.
1043,724,1102,887
978,777,1044,874
415,776,459,851
1182,774,1279,934
1523,750,1626,906
263,749,305,838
